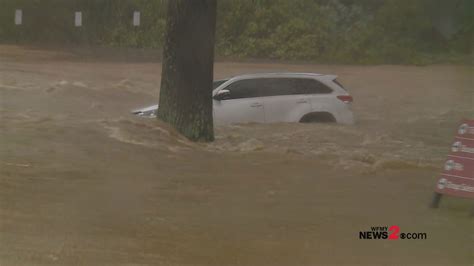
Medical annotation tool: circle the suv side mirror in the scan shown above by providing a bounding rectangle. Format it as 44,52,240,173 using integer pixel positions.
214,89,230,100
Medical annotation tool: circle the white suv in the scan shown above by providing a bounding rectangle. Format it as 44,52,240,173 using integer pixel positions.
132,73,354,125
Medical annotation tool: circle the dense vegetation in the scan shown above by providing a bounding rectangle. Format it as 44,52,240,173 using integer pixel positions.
0,0,472,64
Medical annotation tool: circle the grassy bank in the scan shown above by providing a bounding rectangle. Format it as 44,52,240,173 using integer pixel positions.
1,0,472,65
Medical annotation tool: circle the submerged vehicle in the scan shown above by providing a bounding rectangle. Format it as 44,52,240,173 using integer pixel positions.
132,73,354,125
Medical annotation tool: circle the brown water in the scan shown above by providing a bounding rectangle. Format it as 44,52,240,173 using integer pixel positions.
1,45,473,265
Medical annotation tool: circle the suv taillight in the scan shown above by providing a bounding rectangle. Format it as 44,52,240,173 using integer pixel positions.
337,95,353,103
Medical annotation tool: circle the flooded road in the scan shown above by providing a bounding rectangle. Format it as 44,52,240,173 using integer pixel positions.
1,45,473,265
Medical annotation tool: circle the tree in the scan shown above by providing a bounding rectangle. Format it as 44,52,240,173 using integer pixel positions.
157,0,217,142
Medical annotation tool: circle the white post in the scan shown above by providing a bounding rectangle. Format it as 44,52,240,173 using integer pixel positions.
15,9,22,25
133,11,140,26
74,11,82,27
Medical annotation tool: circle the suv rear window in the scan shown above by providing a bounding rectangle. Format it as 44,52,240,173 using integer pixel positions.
333,79,346,90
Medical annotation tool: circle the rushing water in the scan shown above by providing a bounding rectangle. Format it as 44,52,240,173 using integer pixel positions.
1,46,473,265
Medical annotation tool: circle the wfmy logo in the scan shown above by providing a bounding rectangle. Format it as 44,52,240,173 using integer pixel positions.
359,225,427,240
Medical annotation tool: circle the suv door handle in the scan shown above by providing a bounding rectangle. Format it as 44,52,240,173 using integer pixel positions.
250,102,262,107
296,99,308,103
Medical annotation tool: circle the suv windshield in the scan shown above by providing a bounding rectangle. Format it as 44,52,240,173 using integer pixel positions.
213,79,228,89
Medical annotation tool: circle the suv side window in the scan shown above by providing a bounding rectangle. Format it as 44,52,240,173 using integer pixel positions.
260,78,297,96
297,78,333,94
223,79,262,100
259,78,332,97
222,77,333,100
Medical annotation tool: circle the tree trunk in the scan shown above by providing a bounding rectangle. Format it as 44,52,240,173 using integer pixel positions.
157,0,217,142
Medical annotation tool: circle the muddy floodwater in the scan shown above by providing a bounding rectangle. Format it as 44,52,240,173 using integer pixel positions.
0,45,473,265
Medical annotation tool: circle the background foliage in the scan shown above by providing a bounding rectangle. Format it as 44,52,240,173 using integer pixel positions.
0,0,472,64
